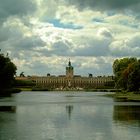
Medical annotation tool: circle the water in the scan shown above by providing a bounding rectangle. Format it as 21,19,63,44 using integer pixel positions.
0,91,140,140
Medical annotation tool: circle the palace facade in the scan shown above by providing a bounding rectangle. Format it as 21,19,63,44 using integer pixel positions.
29,60,114,90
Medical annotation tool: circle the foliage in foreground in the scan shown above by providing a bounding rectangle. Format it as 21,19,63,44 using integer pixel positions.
113,58,140,92
0,52,17,96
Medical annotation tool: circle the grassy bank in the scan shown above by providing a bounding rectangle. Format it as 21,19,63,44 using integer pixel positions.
16,87,49,91
106,92,140,102
0,88,21,97
85,89,121,92
16,87,32,91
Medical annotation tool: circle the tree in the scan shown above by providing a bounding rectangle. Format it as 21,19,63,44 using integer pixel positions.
113,57,140,91
127,61,140,91
0,52,17,94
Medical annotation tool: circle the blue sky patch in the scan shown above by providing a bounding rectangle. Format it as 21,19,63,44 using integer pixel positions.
48,19,83,29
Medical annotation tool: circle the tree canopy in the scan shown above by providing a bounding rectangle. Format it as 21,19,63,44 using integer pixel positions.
113,58,140,91
0,52,17,94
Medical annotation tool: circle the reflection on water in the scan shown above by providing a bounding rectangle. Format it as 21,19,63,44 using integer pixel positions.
66,105,73,120
113,105,140,125
0,91,140,140
0,106,16,112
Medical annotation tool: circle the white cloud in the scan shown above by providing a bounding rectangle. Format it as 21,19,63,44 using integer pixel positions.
109,33,140,57
0,0,140,76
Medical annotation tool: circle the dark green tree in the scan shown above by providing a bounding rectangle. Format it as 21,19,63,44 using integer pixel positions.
113,57,140,91
127,61,140,91
0,52,17,95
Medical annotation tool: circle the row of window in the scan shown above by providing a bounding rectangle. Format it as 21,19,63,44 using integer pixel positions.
35,79,112,84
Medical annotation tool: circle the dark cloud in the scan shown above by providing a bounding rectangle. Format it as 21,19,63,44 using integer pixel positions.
71,32,113,57
34,39,76,57
128,34,140,48
74,41,110,57
99,29,113,38
72,57,113,76
0,35,46,60
38,36,112,57
0,0,37,21
66,0,140,13
19,36,46,50
50,41,71,56
0,23,23,42
0,27,10,42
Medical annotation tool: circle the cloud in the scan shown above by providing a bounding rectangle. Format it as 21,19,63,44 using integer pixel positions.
19,36,46,50
0,0,139,76
69,27,113,57
128,34,140,48
0,0,37,22
13,55,114,76
97,28,113,38
66,0,140,13
39,0,61,20
32,26,113,57
50,41,71,55
73,56,114,76
109,34,140,57
71,37,111,57
0,17,29,42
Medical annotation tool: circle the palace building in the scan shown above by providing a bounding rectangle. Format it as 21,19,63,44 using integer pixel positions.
29,59,114,90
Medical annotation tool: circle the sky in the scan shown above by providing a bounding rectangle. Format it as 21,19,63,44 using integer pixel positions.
0,0,140,76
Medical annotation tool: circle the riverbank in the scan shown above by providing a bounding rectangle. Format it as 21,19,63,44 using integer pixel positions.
106,92,140,102
0,88,21,97
16,87,120,92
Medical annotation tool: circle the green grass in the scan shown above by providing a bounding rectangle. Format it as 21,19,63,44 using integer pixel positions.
17,87,32,91
105,92,140,101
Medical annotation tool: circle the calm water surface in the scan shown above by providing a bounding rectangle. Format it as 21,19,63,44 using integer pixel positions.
0,91,140,140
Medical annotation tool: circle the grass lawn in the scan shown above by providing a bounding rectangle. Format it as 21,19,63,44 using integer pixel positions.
106,92,140,101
